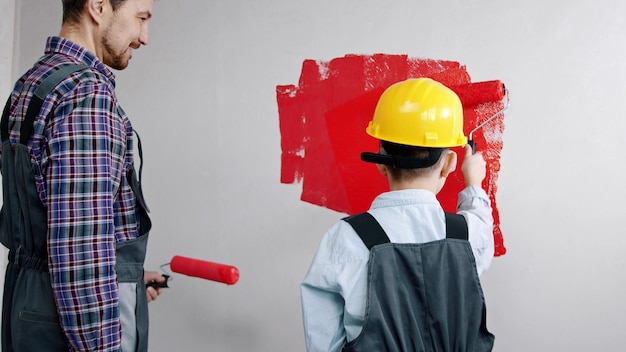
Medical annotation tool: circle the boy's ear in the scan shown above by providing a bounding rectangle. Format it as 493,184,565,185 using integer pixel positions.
440,150,457,178
376,164,388,177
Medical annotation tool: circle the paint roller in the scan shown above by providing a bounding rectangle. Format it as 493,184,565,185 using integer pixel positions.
147,255,240,288
449,80,506,107
449,80,510,152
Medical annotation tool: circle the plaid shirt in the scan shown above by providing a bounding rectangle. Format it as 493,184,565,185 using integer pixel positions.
1,37,140,351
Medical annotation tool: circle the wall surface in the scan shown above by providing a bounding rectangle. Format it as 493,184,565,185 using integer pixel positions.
0,0,15,312
0,0,14,97
5,0,626,351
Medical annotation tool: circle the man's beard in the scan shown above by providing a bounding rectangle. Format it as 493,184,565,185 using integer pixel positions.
102,28,130,70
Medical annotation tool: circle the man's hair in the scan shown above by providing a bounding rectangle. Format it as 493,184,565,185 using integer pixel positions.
380,140,447,181
62,0,128,23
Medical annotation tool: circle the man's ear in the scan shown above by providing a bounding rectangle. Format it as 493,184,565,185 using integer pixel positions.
86,0,107,24
440,150,457,178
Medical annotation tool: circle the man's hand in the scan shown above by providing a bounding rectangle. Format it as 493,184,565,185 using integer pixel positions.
144,270,166,302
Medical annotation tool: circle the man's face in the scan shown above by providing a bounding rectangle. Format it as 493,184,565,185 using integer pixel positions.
101,0,153,70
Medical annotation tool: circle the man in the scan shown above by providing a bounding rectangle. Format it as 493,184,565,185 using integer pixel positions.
0,1,165,351
301,78,495,351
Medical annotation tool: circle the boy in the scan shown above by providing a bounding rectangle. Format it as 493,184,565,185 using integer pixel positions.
301,78,495,351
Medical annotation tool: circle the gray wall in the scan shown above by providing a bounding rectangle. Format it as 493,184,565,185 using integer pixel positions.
0,0,16,311
4,0,626,351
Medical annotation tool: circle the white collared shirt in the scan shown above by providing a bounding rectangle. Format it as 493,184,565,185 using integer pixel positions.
301,186,494,352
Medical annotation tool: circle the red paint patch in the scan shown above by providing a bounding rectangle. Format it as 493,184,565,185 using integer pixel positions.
277,54,506,256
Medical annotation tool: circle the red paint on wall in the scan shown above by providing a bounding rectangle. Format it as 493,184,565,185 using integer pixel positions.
277,54,506,256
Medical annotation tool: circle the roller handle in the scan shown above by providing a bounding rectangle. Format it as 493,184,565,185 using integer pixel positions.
467,140,476,154
146,274,170,289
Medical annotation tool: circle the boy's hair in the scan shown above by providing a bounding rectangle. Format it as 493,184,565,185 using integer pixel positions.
62,0,128,23
380,140,446,180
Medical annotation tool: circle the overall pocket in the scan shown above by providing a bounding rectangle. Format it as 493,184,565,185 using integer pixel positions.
13,268,67,350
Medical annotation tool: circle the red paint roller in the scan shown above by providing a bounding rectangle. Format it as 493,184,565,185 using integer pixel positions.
449,80,506,107
449,80,510,152
170,255,240,285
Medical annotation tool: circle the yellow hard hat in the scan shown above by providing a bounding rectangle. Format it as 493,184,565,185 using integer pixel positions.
366,78,467,148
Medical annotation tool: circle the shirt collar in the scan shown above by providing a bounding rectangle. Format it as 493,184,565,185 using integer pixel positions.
45,36,116,87
370,189,439,209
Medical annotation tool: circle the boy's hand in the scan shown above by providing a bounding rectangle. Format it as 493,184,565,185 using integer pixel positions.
461,144,487,187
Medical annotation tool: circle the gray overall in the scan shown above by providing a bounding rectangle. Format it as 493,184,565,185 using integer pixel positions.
342,212,494,352
0,65,152,351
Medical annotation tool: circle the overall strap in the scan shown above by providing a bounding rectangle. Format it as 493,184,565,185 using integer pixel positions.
344,211,470,250
0,64,90,144
444,213,469,240
343,212,390,250
133,129,145,184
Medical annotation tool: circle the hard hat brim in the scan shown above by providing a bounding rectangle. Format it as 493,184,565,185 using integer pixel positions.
361,148,445,169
